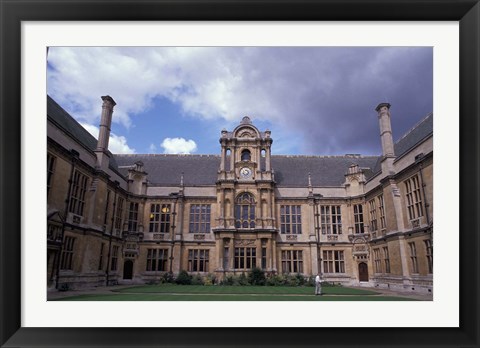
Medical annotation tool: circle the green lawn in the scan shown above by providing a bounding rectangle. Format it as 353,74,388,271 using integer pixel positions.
53,284,417,301
55,293,413,301
114,284,377,295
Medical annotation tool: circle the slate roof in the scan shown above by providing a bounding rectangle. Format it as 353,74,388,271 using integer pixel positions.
394,113,433,158
47,95,119,170
114,154,379,187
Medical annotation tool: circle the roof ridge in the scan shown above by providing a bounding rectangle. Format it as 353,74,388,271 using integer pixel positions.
47,95,99,146
114,153,221,157
271,154,379,158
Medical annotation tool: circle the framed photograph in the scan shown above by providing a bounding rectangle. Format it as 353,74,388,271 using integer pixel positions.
1,0,479,347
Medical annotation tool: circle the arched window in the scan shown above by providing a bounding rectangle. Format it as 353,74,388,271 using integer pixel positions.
241,149,251,161
235,192,256,228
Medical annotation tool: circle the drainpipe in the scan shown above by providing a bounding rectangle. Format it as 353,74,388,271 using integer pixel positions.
106,180,119,286
55,149,79,290
169,192,178,274
313,194,322,276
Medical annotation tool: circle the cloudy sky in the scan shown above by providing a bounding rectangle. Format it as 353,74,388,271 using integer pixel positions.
47,47,432,156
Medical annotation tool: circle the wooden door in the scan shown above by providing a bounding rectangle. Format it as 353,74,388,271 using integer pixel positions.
358,262,369,282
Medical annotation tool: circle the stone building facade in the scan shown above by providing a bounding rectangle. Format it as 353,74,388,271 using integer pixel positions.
47,95,433,294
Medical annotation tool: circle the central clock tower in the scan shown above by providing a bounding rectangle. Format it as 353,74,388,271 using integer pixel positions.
214,116,277,274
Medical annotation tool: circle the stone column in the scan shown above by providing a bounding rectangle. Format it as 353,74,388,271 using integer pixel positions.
220,146,226,171
271,238,277,273
398,235,412,285
215,237,223,271
229,238,235,270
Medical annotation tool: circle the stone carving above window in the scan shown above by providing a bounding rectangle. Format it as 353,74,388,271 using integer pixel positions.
235,239,255,246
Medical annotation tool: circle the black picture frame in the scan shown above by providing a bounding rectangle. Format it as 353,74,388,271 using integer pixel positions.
1,0,479,347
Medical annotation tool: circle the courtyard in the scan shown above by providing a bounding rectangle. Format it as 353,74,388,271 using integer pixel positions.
48,284,431,301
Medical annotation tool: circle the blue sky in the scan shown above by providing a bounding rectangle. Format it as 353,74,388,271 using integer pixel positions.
47,47,432,156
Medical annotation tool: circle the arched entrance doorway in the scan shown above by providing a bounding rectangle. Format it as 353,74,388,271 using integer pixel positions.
358,262,369,282
123,260,133,280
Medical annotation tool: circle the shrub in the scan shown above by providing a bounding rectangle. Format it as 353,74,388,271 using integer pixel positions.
238,273,248,286
295,273,306,286
175,270,192,285
204,273,216,286
220,275,234,286
161,272,175,284
266,274,284,286
248,267,266,286
285,274,300,286
306,276,315,287
191,274,204,285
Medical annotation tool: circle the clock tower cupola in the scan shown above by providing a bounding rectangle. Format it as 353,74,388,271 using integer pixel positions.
218,116,273,182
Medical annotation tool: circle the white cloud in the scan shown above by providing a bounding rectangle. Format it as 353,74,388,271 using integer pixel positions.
148,143,157,154
48,47,432,155
80,123,135,154
160,137,197,154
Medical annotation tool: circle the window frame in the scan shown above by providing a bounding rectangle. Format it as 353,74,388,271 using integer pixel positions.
320,205,342,235
149,203,171,233
322,250,345,274
47,153,56,198
189,204,211,233
146,248,169,272
369,199,378,232
373,248,382,273
110,245,119,271
280,205,302,234
234,193,256,229
424,239,433,274
405,175,424,221
353,204,365,234
281,250,304,274
408,242,419,273
383,246,391,273
187,249,210,272
378,194,386,230
60,236,75,270
68,169,89,216
127,202,139,232
114,197,125,231
234,246,256,270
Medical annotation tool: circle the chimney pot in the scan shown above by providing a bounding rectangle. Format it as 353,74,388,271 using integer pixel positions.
375,103,391,112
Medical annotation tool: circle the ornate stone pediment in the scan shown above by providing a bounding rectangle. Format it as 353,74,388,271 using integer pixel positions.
239,130,255,138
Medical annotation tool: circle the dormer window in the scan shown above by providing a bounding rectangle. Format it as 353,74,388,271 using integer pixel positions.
241,149,251,161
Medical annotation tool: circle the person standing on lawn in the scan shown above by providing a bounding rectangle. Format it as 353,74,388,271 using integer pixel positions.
315,273,323,295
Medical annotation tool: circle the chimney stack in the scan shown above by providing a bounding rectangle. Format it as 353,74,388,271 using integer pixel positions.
95,95,116,170
96,95,116,152
375,103,395,174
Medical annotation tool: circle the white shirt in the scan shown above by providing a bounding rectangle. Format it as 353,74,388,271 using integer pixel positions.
315,275,321,284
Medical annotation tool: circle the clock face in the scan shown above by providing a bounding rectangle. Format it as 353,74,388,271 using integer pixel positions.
240,167,252,178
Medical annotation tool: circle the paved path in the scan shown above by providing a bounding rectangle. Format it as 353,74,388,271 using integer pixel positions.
48,285,432,301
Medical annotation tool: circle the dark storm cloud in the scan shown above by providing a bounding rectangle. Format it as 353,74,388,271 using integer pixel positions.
237,47,433,155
